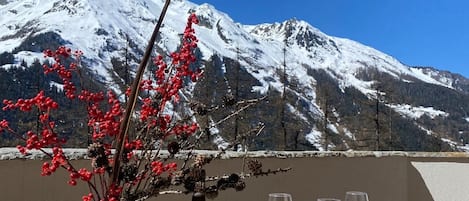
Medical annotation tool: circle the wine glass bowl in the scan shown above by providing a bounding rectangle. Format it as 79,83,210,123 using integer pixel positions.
344,191,369,201
268,193,293,201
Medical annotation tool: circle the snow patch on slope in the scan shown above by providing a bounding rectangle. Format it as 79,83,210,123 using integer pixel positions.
388,104,449,119
15,51,52,65
305,127,322,151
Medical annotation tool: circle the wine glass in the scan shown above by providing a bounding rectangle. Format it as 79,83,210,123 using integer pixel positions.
268,193,292,201
345,191,369,201
317,198,341,201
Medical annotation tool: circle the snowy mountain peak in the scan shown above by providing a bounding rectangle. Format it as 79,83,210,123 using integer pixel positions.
44,0,87,15
0,0,463,97
0,0,454,89
247,18,329,48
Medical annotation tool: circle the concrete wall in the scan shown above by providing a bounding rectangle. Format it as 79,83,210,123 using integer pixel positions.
1,152,467,201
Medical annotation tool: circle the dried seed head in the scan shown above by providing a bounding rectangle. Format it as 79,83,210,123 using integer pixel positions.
228,173,240,183
247,159,262,174
92,156,110,169
87,142,105,158
119,164,138,182
222,94,236,106
216,178,228,190
197,107,208,116
234,181,246,191
190,102,208,116
167,141,180,155
88,143,109,168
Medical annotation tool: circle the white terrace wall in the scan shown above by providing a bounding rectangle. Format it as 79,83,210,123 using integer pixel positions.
1,150,468,201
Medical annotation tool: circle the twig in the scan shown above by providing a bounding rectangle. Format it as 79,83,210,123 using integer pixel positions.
204,167,292,182
251,167,292,177
110,0,172,186
235,96,267,105
213,96,266,127
214,103,254,127
159,190,184,195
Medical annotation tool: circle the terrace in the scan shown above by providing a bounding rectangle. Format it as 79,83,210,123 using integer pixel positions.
0,148,466,201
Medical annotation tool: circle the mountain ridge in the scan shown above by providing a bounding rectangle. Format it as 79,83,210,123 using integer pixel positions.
1,0,469,151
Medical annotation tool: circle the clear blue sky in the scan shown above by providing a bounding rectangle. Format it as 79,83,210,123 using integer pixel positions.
190,0,469,78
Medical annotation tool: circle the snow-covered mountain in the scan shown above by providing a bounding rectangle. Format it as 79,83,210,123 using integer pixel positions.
1,0,469,151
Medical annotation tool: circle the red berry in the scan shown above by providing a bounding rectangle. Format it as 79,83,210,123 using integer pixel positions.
68,179,77,186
